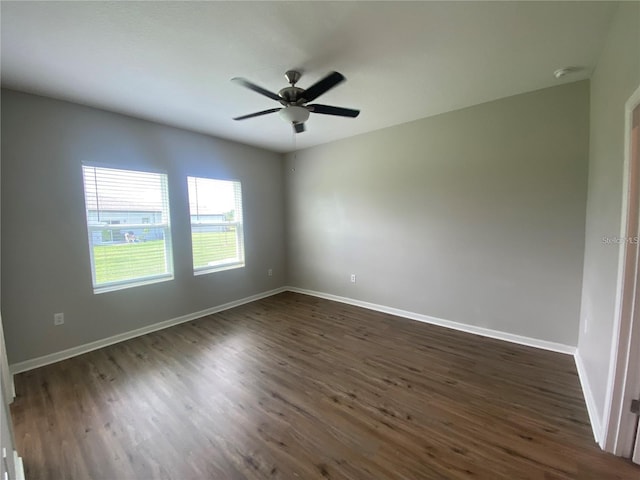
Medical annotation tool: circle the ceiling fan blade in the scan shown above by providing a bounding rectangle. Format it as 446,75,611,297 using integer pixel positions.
294,122,306,133
308,104,360,118
300,71,345,102
233,108,282,120
231,77,281,102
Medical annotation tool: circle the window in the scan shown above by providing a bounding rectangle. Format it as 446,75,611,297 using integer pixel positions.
187,176,244,274
82,165,173,293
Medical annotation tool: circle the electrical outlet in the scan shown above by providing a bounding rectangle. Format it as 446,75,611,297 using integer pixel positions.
54,312,64,326
350,274,357,283
268,268,273,277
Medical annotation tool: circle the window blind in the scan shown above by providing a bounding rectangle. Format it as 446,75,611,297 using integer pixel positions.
82,165,173,292
187,176,244,273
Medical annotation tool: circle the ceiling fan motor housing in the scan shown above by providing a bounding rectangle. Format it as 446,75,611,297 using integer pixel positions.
278,86,305,104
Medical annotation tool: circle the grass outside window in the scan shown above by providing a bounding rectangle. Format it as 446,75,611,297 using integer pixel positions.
93,231,238,284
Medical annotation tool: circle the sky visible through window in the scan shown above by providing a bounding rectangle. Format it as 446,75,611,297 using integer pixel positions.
187,176,237,216
84,167,238,218
83,166,167,218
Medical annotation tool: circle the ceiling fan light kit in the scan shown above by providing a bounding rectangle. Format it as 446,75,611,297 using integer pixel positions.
279,105,309,124
232,70,360,134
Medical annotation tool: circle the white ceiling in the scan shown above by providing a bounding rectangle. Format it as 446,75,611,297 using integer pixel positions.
1,1,617,153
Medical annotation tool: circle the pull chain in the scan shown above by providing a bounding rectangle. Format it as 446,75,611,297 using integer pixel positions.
292,126,297,152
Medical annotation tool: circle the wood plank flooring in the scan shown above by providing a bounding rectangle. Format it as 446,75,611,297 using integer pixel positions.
10,292,640,479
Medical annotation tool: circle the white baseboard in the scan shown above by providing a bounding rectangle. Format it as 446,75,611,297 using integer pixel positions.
9,285,576,373
15,450,25,480
574,350,603,444
286,287,576,355
9,287,287,374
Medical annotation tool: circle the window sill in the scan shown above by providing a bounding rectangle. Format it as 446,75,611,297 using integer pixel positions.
194,262,245,276
93,274,174,294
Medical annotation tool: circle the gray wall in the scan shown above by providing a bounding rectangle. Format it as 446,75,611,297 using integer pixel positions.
1,89,286,364
285,81,590,346
577,2,640,422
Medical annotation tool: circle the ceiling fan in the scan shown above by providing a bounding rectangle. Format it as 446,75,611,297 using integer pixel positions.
232,70,360,133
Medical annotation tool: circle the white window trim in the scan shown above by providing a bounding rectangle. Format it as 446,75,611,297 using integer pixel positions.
92,273,174,294
188,177,245,275
82,165,174,293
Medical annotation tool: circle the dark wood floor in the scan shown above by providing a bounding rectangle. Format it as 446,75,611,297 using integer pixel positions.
10,292,639,479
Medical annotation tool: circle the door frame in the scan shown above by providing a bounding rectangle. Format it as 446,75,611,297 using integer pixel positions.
602,84,640,456
0,313,14,404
